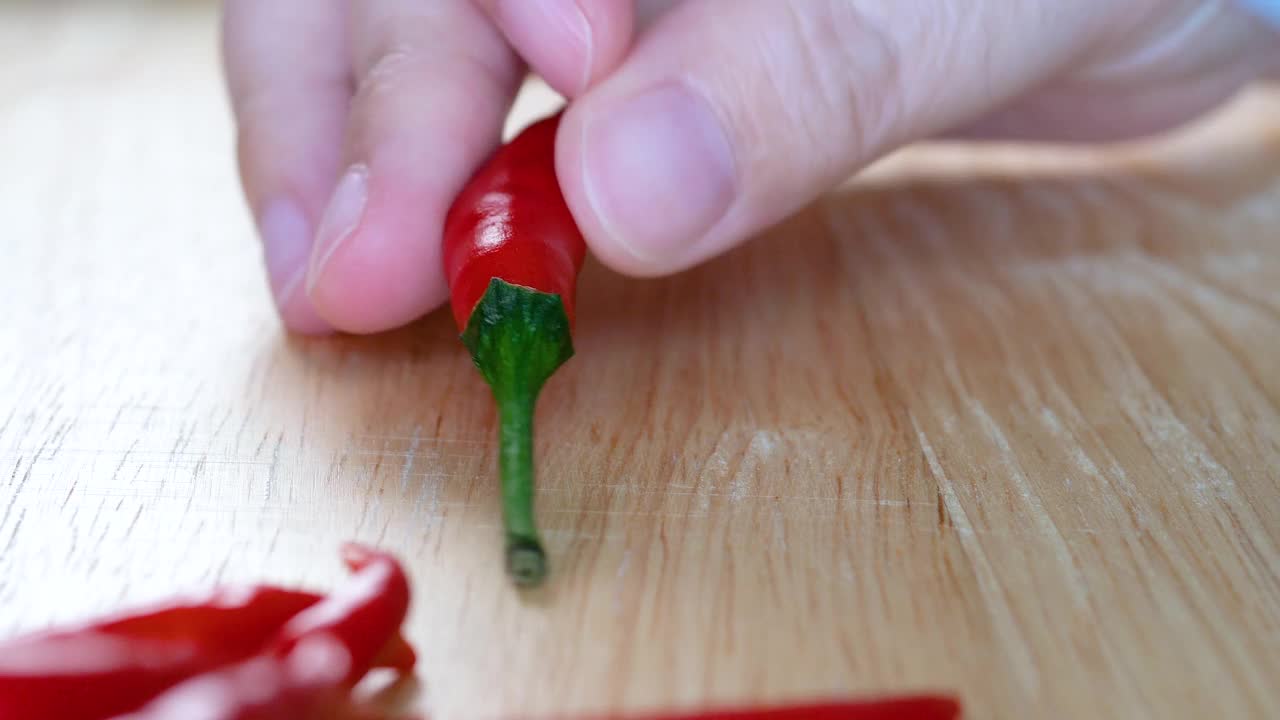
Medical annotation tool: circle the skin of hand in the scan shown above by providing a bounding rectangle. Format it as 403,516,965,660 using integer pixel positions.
222,0,1280,336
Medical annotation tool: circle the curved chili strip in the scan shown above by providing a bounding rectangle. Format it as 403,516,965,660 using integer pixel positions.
0,587,321,720
268,543,414,687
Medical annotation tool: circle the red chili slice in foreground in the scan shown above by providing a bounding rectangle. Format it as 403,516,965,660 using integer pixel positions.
0,545,415,720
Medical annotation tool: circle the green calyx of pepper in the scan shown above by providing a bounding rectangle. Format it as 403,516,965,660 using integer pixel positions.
461,278,574,588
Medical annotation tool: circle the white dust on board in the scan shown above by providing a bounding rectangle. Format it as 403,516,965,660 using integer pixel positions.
403,425,444,532
694,442,729,515
730,430,780,503
693,428,783,513
398,425,421,494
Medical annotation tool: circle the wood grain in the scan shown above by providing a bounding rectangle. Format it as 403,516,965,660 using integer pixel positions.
2,3,1279,719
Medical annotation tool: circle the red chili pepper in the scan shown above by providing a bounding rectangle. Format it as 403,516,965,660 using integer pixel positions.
444,111,586,331
0,544,416,720
443,109,587,588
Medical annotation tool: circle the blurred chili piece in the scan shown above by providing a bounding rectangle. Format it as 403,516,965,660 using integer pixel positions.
0,543,415,720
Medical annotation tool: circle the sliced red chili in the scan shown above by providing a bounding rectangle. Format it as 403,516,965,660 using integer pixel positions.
267,543,415,686
0,587,322,720
0,544,416,720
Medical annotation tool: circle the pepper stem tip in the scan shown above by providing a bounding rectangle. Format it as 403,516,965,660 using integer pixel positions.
506,536,547,587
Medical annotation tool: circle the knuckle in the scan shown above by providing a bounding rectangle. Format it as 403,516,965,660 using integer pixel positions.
354,11,517,108
344,9,519,162
354,49,516,133
778,1,905,163
357,41,419,102
352,39,516,134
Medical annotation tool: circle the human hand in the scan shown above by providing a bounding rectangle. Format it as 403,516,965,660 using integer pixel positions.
223,1,1279,335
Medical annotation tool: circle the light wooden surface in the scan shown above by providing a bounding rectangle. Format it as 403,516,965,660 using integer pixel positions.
3,3,1279,719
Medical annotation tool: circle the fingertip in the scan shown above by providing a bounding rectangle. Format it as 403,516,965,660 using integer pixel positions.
556,106,630,274
306,256,449,336
225,0,350,336
278,281,337,336
490,0,591,95
307,1,518,335
304,169,450,334
556,83,737,278
488,0,633,97
556,103,657,278
280,311,336,337
561,0,1112,284
258,200,335,336
574,0,634,89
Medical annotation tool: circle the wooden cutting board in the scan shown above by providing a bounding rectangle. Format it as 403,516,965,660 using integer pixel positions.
1,3,1278,719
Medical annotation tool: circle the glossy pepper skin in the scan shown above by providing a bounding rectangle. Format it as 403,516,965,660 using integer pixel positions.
443,110,586,588
268,543,416,686
117,544,415,720
0,587,323,720
443,111,586,331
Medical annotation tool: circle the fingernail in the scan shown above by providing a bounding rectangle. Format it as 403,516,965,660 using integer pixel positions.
308,165,368,291
582,83,735,265
260,200,311,304
259,200,333,335
497,0,593,94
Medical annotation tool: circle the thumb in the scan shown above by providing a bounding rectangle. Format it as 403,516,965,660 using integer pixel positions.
555,0,1118,277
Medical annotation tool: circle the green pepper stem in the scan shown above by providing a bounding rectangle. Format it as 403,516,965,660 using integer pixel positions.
460,278,575,588
496,391,545,585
